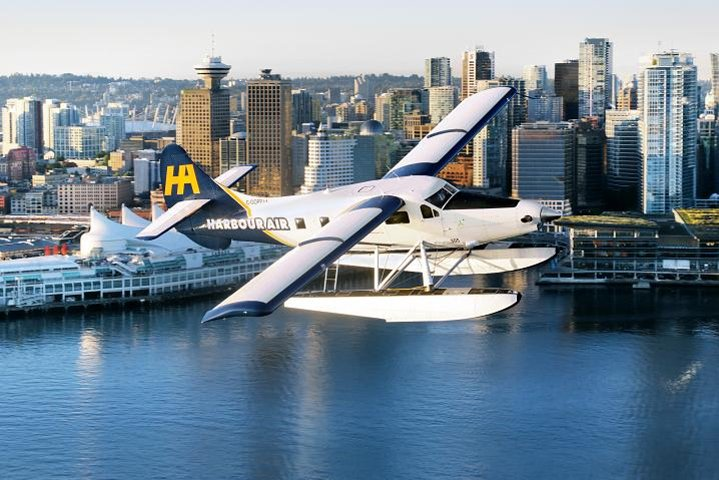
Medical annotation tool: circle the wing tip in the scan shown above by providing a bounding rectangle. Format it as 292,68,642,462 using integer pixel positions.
201,301,274,323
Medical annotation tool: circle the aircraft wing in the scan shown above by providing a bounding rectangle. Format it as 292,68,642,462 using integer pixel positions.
201,195,404,322
384,86,516,178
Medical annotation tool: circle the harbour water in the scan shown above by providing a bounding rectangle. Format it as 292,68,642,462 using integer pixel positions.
1,270,718,479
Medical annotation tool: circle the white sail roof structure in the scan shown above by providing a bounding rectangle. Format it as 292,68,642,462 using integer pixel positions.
120,205,151,228
80,208,202,258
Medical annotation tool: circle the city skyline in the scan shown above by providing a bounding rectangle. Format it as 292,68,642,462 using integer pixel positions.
2,0,718,81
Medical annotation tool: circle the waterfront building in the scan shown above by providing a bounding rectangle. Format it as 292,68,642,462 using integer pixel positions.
246,69,293,196
579,38,613,123
6,146,36,181
575,118,605,211
57,180,132,214
100,114,126,151
424,57,452,88
541,210,719,286
0,209,282,313
605,110,641,210
512,122,575,214
42,100,80,152
697,112,719,198
300,127,356,193
638,52,698,215
133,157,160,196
555,60,579,120
523,65,548,92
177,55,231,177
461,47,495,100
427,86,457,124
2,97,43,156
53,125,107,159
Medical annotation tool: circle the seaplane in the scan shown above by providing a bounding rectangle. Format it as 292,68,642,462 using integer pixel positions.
137,86,561,323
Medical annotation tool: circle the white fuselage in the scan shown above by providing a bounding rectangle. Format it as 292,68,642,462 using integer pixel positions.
220,176,546,251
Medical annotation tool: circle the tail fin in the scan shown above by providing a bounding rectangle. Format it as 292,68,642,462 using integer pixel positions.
151,144,237,249
160,144,225,208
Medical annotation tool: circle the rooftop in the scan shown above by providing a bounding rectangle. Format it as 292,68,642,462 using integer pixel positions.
555,214,658,229
674,209,719,242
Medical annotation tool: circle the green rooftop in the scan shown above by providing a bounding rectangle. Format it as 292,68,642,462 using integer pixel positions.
674,209,719,226
555,214,657,229
674,209,719,242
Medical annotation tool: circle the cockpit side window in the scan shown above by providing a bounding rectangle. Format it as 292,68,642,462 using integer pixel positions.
420,205,434,219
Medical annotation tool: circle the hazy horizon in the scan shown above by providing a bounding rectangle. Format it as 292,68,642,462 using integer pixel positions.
2,0,717,82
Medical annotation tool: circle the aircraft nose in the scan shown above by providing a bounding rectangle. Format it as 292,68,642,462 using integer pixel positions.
540,207,562,223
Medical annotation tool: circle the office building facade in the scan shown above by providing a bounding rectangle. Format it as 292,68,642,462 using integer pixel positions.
579,38,613,123
58,180,133,214
43,100,80,152
301,129,357,194
424,57,452,88
523,65,548,92
512,122,575,214
605,110,641,210
2,97,43,156
246,69,293,196
555,60,579,120
54,126,107,159
461,48,494,100
427,86,457,124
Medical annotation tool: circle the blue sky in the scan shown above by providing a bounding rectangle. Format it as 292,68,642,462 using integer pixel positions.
2,0,717,80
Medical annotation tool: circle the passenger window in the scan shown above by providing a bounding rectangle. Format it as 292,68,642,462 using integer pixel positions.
421,205,434,219
295,218,306,229
319,216,330,227
385,211,410,225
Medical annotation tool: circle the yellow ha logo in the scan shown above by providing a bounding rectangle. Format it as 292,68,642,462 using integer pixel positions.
164,164,200,196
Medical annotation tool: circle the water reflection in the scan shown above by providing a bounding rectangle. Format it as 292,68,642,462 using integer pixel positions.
0,271,717,479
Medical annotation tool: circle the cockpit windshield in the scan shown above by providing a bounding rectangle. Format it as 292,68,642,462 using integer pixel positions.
425,184,519,210
444,191,520,210
425,184,458,209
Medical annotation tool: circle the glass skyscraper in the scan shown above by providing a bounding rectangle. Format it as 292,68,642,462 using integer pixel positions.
512,122,575,214
638,52,698,215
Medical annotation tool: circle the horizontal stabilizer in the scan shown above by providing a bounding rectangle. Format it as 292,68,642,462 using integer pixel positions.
136,198,211,240
214,165,256,188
